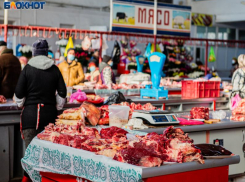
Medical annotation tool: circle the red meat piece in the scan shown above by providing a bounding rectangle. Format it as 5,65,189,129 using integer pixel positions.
190,107,209,120
100,126,128,139
113,148,162,167
0,95,6,103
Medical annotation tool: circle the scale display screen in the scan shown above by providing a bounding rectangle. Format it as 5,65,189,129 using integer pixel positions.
152,115,178,123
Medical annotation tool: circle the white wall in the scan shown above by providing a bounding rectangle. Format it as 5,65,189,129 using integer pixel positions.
0,6,110,52
188,0,245,23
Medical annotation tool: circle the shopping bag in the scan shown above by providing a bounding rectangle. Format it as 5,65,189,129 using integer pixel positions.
208,46,216,62
231,94,242,110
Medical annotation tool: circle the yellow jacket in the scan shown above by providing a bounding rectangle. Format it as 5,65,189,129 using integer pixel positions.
58,61,84,86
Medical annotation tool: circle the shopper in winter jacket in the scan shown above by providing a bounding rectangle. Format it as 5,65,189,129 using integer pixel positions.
0,44,21,98
231,54,245,99
99,55,115,85
58,48,85,86
14,39,67,182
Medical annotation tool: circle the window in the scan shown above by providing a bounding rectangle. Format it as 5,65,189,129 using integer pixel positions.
239,30,245,40
218,28,227,40
207,27,216,39
196,27,206,38
227,28,236,40
60,24,74,29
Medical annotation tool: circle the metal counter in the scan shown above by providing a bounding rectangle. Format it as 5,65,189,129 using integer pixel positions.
142,155,240,178
138,111,245,134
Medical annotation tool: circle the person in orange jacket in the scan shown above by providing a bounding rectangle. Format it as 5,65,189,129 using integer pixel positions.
88,62,101,84
58,48,85,86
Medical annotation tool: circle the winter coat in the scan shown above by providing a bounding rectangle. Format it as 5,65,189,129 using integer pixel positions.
14,55,67,130
0,50,21,98
58,60,85,86
231,68,245,98
99,62,116,85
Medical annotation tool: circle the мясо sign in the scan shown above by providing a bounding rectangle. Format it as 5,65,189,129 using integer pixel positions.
111,0,191,37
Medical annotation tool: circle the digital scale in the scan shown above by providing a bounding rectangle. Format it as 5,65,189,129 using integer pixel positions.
132,110,179,125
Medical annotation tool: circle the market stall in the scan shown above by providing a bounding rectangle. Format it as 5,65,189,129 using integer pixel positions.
20,107,239,182
0,96,239,182
23,135,239,182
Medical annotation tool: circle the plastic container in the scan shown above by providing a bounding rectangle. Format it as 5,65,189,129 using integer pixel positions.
181,80,220,99
109,105,130,127
66,87,73,102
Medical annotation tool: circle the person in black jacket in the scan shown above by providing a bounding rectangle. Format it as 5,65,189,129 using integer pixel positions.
14,39,67,182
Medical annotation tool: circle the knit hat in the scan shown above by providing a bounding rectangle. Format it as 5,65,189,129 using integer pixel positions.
67,48,75,55
102,55,111,63
32,39,49,57
0,41,7,47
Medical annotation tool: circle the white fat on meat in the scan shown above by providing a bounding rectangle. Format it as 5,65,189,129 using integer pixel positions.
139,156,162,167
97,149,117,158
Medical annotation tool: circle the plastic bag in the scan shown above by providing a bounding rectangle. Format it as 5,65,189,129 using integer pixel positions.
69,90,87,103
144,43,151,58
104,91,132,105
231,94,242,110
111,40,121,64
208,46,216,62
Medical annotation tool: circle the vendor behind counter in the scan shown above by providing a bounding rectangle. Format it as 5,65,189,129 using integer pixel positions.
88,62,101,84
231,54,245,108
99,55,116,85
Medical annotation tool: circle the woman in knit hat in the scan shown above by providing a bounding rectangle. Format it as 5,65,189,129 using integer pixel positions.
14,39,67,182
99,55,116,85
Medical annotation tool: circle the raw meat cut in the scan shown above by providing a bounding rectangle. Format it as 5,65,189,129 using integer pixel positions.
232,99,245,115
58,112,84,120
95,83,144,90
0,95,6,103
138,156,162,167
80,102,100,126
231,99,245,121
190,107,209,120
100,126,128,139
38,124,205,167
113,148,162,167
194,144,232,156
230,115,245,122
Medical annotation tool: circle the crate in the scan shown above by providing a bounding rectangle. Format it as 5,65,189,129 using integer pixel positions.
181,80,220,99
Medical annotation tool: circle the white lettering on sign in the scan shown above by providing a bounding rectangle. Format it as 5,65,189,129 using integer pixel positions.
150,55,160,62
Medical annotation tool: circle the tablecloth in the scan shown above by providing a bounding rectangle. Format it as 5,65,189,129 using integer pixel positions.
21,130,146,182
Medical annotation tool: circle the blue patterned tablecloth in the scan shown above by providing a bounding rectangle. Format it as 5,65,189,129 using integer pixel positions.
22,137,143,182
